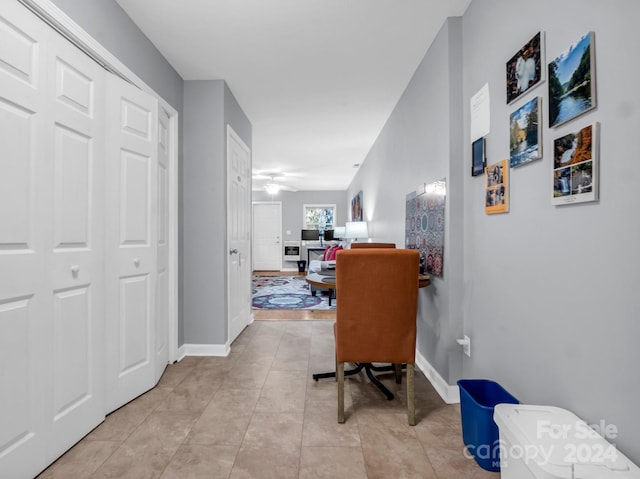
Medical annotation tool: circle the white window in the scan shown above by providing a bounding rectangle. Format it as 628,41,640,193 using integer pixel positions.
303,204,336,230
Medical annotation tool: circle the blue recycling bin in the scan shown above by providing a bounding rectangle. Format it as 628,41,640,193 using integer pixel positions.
457,379,519,472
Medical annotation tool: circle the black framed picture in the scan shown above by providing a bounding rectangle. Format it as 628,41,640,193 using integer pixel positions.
471,137,486,176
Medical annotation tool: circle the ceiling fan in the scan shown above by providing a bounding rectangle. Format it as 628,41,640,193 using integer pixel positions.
252,172,298,194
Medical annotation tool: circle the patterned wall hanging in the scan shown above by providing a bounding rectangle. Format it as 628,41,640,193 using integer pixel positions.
405,179,446,277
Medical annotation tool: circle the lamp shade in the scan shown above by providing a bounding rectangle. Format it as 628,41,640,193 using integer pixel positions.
344,221,368,239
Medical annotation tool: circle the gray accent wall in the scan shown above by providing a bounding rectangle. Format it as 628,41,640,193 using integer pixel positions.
49,0,183,112
183,80,251,346
349,17,465,387
350,0,640,463
253,190,349,267
462,0,640,463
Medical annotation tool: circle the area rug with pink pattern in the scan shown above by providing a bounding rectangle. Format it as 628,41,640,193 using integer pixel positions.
251,275,334,310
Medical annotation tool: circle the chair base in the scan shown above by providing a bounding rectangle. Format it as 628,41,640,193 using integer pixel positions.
313,362,399,400
333,362,415,425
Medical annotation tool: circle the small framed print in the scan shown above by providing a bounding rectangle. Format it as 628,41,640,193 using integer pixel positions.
485,159,509,215
506,31,544,104
472,137,486,176
552,123,598,205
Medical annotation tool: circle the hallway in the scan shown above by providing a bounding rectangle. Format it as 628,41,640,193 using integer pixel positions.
38,320,495,478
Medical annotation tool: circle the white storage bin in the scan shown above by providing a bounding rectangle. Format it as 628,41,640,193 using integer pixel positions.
494,404,640,478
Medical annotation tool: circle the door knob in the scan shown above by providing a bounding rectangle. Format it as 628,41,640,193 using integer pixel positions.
229,249,238,255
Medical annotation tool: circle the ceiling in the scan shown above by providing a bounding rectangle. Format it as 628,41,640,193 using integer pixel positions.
115,0,472,192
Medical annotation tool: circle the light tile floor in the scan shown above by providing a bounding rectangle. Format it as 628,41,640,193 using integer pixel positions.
38,320,498,479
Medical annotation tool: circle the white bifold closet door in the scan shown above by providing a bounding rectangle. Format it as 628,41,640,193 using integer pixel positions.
0,3,168,477
0,3,106,476
105,75,158,413
155,106,171,383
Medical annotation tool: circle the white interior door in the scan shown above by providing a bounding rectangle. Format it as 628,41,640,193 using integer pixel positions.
0,6,50,476
105,74,158,413
227,125,252,344
0,3,106,476
46,19,106,461
252,202,282,271
155,106,170,382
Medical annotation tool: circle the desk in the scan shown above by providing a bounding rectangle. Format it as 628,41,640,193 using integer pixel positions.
311,273,431,399
418,274,431,288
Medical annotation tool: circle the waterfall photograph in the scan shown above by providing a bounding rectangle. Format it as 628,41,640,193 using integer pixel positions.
509,97,542,167
552,123,599,205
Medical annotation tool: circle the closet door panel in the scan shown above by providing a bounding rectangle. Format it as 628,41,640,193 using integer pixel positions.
45,22,106,463
0,99,35,253
106,75,157,413
155,106,170,381
120,149,151,246
0,6,49,478
52,287,92,414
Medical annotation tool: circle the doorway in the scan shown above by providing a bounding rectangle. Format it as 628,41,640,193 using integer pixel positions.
252,202,282,271
227,126,252,344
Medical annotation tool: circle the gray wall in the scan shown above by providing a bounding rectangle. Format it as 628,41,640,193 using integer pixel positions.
183,80,251,346
350,0,640,463
49,0,183,111
183,81,224,345
253,190,349,267
349,17,465,386
462,0,640,463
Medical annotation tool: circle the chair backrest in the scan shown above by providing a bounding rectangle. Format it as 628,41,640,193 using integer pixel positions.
334,248,419,364
350,242,395,249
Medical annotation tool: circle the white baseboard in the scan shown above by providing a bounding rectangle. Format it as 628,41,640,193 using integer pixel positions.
178,343,230,359
415,350,460,404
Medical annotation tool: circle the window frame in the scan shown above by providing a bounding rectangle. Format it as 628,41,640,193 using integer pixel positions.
302,204,336,231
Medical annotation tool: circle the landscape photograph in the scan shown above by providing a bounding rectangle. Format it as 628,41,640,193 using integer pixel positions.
509,97,541,167
548,32,596,127
552,123,598,205
553,124,593,169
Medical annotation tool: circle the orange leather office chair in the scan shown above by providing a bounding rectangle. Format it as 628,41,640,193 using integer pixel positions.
334,248,420,425
350,242,395,249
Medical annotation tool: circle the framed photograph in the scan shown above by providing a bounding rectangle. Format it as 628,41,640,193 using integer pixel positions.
485,160,509,215
552,123,598,205
509,97,542,167
506,31,544,104
548,32,596,128
351,190,363,221
471,137,486,176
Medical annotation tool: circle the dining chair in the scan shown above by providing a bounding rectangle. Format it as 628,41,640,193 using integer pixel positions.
334,248,420,425
350,242,396,249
